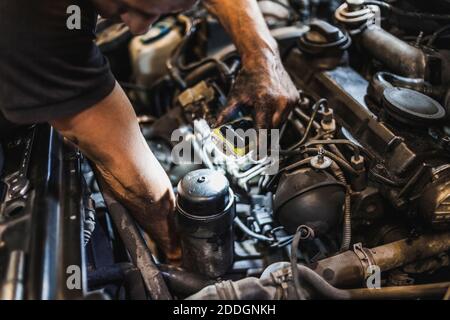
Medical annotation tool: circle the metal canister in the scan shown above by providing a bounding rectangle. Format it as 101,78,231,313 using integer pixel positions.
176,169,235,278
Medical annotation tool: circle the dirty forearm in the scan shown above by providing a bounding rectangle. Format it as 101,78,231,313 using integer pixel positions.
203,0,279,68
204,0,299,129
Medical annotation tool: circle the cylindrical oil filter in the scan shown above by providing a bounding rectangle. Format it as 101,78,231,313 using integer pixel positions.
176,169,235,278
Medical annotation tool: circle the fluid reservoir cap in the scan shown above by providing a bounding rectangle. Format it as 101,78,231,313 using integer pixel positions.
140,24,171,44
298,20,351,55
177,169,230,217
383,87,446,125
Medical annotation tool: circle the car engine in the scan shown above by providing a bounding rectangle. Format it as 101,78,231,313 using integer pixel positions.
1,0,450,300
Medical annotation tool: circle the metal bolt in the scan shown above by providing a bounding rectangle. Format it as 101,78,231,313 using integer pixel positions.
346,0,365,11
351,155,365,171
310,148,332,169
317,148,325,164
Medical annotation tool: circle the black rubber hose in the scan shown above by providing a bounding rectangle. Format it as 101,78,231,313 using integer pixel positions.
428,25,450,46
290,226,314,299
87,263,148,300
88,263,136,287
370,72,444,101
158,264,214,297
99,187,172,300
167,16,232,89
365,1,450,21
234,217,275,243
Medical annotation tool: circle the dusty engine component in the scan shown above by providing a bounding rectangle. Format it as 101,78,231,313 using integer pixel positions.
310,232,450,287
273,167,346,235
285,2,450,231
187,261,450,300
297,19,351,69
176,169,236,278
129,17,184,103
82,0,450,300
3,0,450,301
133,0,449,300
370,74,447,126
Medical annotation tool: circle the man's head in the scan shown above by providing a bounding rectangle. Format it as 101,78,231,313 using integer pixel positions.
92,0,198,34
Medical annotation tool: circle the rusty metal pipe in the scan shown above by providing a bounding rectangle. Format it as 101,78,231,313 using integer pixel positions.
360,25,427,78
310,232,450,287
293,263,449,300
346,282,450,300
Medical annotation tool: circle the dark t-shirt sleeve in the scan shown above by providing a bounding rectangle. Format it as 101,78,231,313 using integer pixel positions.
0,0,116,124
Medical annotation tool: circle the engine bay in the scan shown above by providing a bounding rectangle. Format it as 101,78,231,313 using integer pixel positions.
1,0,450,300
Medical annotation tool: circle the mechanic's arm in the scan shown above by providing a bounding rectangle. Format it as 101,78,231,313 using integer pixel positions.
204,0,299,128
50,83,180,263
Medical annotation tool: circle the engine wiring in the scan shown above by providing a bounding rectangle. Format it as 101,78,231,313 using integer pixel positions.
364,1,450,21
290,225,315,299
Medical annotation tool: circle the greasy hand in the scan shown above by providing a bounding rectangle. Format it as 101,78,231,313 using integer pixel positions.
216,57,299,129
91,0,198,34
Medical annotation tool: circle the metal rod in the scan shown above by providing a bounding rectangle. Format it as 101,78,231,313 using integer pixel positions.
346,282,450,300
0,250,25,300
100,188,172,300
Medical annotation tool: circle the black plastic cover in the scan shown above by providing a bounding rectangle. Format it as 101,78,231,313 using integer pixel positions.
383,87,446,125
274,168,345,234
177,169,230,217
298,20,351,55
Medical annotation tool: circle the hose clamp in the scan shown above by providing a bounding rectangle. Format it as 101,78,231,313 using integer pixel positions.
353,242,376,282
